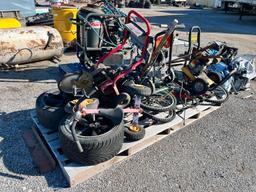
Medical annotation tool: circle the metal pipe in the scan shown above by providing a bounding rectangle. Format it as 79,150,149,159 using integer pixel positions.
71,112,84,153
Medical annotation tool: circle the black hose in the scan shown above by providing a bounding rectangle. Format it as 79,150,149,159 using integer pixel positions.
71,117,84,153
6,48,33,65
44,32,53,50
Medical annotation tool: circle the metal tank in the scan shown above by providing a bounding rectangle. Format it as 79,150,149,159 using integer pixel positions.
0,26,63,65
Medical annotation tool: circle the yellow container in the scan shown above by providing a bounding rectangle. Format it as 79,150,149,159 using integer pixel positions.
0,18,21,29
52,6,77,45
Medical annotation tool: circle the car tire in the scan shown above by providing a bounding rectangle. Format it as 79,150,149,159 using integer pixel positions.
59,108,124,165
36,90,70,130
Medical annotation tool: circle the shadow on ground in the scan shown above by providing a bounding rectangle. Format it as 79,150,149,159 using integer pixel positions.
0,51,78,83
0,109,68,188
146,8,256,35
0,66,62,83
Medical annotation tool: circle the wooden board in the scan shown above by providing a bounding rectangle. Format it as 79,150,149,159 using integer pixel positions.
22,128,56,173
31,104,220,187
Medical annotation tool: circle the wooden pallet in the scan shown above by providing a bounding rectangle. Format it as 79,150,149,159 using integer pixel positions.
31,104,220,187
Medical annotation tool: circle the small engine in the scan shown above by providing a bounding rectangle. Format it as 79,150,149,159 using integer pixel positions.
206,62,230,84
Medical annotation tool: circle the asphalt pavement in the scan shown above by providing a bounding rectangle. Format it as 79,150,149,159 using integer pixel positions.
0,6,255,192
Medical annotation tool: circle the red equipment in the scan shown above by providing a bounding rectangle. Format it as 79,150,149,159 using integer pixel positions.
95,10,151,95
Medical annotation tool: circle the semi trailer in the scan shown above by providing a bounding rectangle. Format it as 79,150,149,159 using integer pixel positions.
222,0,256,19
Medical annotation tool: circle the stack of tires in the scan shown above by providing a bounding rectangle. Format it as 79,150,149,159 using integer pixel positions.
35,77,176,165
35,90,124,165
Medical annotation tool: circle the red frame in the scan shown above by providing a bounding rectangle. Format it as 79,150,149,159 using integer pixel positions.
95,10,151,95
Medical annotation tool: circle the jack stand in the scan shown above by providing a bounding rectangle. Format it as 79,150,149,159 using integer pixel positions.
131,95,141,128
182,97,187,125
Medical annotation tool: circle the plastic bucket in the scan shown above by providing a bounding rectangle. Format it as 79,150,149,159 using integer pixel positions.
52,6,78,45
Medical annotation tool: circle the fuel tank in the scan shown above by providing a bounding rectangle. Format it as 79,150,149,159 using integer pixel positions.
0,26,63,65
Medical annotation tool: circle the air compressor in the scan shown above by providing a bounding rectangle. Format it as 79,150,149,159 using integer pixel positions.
77,7,104,49
76,6,104,65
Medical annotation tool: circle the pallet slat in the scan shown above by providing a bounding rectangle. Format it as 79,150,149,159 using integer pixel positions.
120,105,210,153
30,104,219,187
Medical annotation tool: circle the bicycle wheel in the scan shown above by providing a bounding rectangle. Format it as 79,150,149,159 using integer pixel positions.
204,86,229,105
143,109,176,123
140,92,177,112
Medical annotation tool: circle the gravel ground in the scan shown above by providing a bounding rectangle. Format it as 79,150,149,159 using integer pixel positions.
0,7,256,192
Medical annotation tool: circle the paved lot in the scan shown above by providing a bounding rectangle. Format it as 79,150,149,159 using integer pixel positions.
0,7,256,192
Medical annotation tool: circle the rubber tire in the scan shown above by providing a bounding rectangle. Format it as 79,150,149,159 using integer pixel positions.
143,109,176,123
36,90,69,130
204,86,229,106
124,83,153,97
124,125,145,141
140,93,177,112
128,0,136,7
144,0,152,8
138,2,144,8
59,114,124,165
191,78,209,96
114,92,131,108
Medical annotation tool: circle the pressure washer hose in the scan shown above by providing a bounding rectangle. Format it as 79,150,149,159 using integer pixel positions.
71,111,84,153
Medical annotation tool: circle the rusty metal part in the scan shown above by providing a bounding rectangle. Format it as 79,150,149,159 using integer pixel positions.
0,26,63,65
26,13,54,27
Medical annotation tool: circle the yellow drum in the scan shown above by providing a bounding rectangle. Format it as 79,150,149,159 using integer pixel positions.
52,6,77,46
0,18,21,29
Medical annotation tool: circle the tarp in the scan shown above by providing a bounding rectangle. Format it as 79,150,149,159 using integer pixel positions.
0,0,36,17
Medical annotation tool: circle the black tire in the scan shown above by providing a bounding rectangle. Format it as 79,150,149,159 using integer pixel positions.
191,78,208,96
59,108,124,165
143,109,176,123
138,2,144,8
144,0,152,8
36,90,69,130
118,3,125,8
128,0,136,7
114,92,131,108
123,82,153,97
204,86,229,105
124,125,145,141
140,93,177,112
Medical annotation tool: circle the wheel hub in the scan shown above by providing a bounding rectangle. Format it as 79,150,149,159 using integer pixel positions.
129,124,141,132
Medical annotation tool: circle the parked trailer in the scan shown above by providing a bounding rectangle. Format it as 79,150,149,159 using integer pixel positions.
222,0,256,19
239,0,256,5
155,0,187,6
